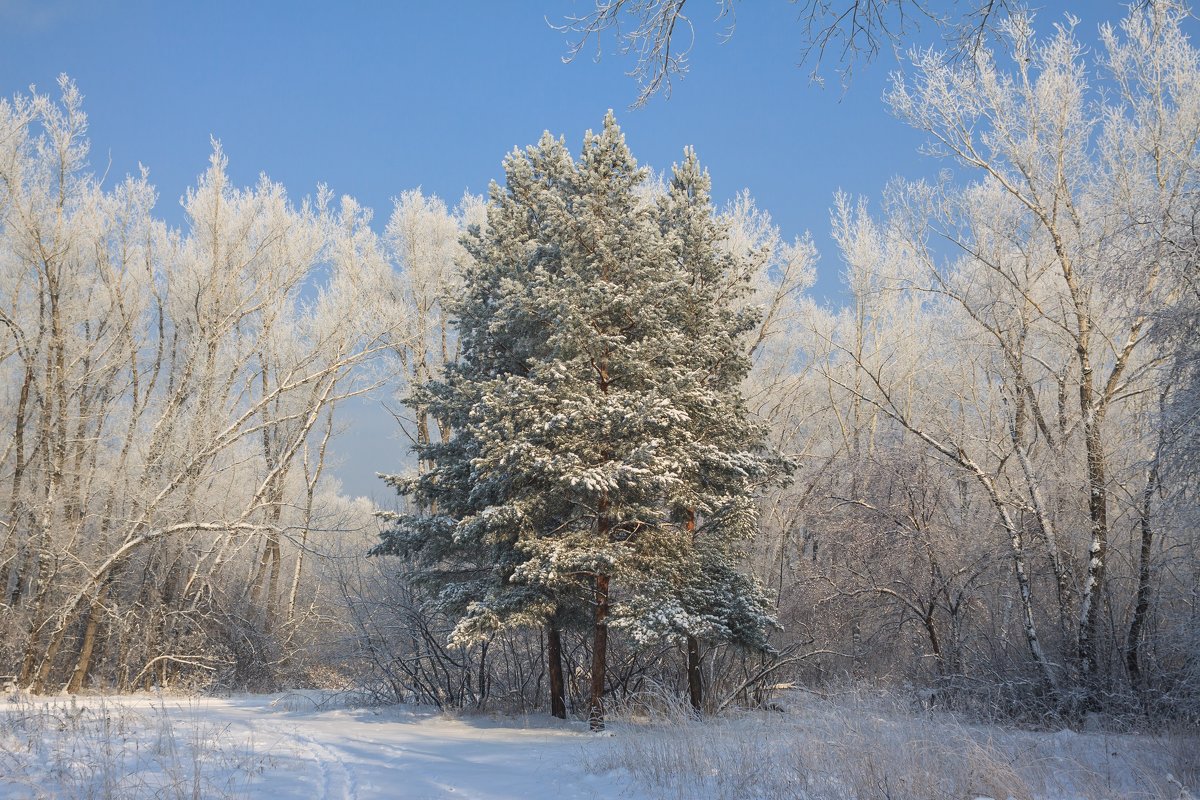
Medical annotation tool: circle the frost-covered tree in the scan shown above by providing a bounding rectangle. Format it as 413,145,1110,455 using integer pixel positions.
647,150,785,711
0,79,395,693
558,0,1019,105
381,189,485,465
376,114,782,728
788,1,1200,706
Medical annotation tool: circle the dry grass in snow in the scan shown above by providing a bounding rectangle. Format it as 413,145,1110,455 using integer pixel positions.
586,689,1200,800
0,692,264,799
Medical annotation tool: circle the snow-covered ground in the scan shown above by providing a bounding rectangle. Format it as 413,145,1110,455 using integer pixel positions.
0,691,624,799
1,689,1196,799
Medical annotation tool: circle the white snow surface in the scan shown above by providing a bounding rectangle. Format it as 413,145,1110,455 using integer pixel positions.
1,689,1196,799
0,691,627,800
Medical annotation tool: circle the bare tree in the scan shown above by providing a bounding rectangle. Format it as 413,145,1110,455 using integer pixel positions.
381,189,483,471
556,0,1016,105
0,82,399,692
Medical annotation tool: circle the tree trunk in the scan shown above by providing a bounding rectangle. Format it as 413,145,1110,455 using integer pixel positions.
548,618,567,719
476,639,490,708
686,634,703,713
3,364,33,606
1126,462,1158,690
18,554,53,688
922,609,944,677
1002,508,1057,692
1013,434,1073,625
264,532,282,635
684,508,703,712
589,573,610,731
1078,412,1109,682
66,581,111,693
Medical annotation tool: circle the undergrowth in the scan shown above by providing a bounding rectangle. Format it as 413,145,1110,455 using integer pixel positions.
585,686,1199,800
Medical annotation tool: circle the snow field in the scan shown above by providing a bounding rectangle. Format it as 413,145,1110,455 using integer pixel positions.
0,690,1196,799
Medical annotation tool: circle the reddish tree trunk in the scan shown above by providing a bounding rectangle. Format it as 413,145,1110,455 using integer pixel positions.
589,573,610,731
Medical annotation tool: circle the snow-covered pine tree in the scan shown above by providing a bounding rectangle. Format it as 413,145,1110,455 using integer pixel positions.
372,131,581,716
649,149,783,712
375,113,782,729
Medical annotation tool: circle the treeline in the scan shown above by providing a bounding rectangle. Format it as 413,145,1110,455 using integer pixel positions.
785,5,1200,717
2,3,1198,727
0,79,436,691
363,3,1200,724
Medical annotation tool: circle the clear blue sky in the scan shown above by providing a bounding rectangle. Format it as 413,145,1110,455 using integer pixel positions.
0,0,1158,499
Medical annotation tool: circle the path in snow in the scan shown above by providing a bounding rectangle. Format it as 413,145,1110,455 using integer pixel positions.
140,693,625,800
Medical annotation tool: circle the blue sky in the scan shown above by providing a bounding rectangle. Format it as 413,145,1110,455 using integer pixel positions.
0,0,933,299
0,1,1160,498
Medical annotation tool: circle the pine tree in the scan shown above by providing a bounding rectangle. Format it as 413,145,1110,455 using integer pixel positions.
376,113,784,728
637,148,783,712
372,131,582,714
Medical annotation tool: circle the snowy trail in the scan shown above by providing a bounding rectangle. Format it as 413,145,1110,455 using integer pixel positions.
289,727,358,800
103,694,628,800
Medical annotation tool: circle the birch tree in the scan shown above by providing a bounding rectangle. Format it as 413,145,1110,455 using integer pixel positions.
0,80,396,691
